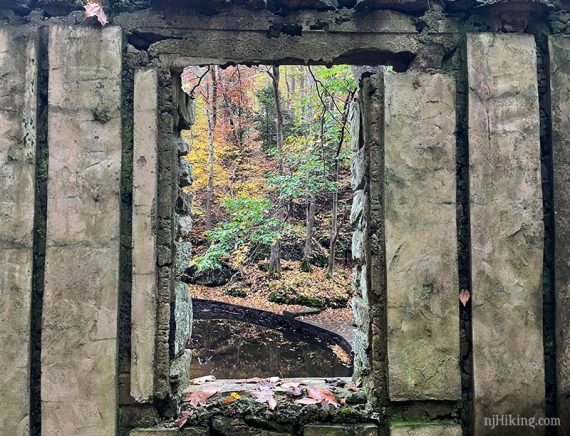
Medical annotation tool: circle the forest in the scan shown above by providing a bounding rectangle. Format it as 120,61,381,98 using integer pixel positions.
180,65,358,340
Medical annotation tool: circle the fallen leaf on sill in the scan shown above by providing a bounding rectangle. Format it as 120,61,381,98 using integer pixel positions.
252,386,277,410
224,392,241,404
175,410,192,429
307,387,339,408
83,0,108,26
185,389,217,407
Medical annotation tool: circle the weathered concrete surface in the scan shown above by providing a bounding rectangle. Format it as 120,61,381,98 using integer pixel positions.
384,72,460,401
131,429,208,435
170,349,192,397
355,0,428,12
389,424,462,436
131,69,159,403
304,423,379,436
7,0,562,16
174,280,192,355
114,9,417,36
42,25,122,436
358,72,388,404
0,27,37,436
151,32,420,68
549,34,570,431
467,33,544,434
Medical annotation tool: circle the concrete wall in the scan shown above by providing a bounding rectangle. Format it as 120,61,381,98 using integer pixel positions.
41,25,123,436
0,26,38,436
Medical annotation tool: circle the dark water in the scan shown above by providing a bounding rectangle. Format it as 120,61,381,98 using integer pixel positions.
189,319,352,379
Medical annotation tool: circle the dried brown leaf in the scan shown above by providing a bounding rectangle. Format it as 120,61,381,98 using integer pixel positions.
459,288,471,307
185,389,217,407
83,0,108,26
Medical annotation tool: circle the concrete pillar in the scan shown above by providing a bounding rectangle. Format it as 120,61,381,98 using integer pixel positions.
384,72,460,401
42,25,122,435
0,26,38,436
467,33,544,435
131,69,159,403
549,34,570,431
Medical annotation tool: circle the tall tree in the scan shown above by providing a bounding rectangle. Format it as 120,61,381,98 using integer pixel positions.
205,66,218,231
268,66,284,277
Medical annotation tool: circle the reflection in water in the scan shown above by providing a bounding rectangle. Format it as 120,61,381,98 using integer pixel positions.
189,319,352,379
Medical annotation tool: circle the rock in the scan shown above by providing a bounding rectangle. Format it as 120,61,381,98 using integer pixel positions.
2,0,33,13
282,307,322,318
350,146,366,191
185,264,235,287
350,190,365,228
179,159,193,188
177,214,193,238
173,281,192,356
351,228,365,261
304,424,378,436
224,283,248,298
355,0,429,12
211,416,287,436
176,241,192,276
176,135,191,157
170,349,192,397
176,191,193,214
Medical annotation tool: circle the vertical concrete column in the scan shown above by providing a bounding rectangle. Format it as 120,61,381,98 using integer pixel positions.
42,25,122,435
384,72,460,401
131,69,159,403
467,33,544,434
549,35,570,430
0,27,38,436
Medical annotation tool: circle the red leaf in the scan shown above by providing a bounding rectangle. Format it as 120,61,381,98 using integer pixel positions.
175,410,192,429
307,387,339,408
459,288,471,307
252,386,277,410
83,0,108,27
184,389,217,407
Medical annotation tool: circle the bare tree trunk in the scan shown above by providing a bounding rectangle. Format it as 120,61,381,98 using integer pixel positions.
327,166,338,277
205,66,218,231
269,66,284,277
301,195,316,272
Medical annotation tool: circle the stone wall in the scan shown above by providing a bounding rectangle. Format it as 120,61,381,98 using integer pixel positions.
1,1,570,435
